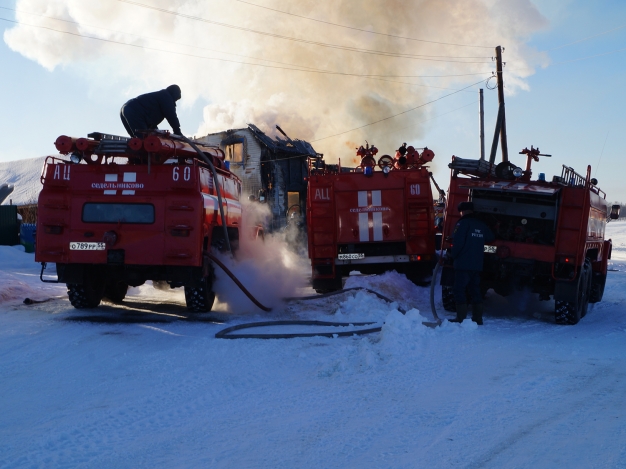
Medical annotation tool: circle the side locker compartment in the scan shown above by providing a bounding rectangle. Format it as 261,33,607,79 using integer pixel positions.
554,187,588,271
308,181,337,286
405,174,433,254
164,164,203,267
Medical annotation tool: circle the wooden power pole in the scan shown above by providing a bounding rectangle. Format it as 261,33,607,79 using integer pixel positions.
495,46,508,162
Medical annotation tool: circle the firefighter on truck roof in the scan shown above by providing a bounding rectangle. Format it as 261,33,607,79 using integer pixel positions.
120,84,183,138
449,201,495,325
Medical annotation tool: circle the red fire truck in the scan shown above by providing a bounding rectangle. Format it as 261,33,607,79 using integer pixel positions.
440,148,620,324
36,130,245,312
307,142,439,293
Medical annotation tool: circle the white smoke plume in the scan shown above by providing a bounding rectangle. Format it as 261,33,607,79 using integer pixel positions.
211,197,310,313
4,0,549,162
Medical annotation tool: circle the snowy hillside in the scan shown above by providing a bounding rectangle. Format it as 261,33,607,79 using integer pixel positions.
0,156,47,206
1,222,626,468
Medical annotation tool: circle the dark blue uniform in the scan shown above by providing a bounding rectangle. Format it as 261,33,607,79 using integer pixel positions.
120,86,181,137
450,213,494,304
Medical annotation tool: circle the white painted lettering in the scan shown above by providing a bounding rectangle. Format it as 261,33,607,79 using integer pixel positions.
315,188,330,200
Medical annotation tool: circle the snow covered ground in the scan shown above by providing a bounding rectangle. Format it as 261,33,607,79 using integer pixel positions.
1,223,626,468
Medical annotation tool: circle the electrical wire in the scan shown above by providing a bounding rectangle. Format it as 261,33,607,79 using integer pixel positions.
0,17,493,79
115,0,492,63
311,78,489,142
237,101,480,164
549,23,626,51
231,0,494,49
550,46,626,65
0,6,479,92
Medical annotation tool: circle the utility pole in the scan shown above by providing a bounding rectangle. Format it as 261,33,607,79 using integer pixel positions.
495,45,508,162
479,88,485,160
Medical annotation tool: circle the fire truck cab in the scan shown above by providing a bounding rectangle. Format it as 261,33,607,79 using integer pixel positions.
440,148,619,325
307,143,439,292
36,131,244,312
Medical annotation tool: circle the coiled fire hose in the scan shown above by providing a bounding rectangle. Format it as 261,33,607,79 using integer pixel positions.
214,285,441,339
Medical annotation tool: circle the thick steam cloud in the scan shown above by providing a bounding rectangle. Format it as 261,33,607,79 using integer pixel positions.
5,0,548,161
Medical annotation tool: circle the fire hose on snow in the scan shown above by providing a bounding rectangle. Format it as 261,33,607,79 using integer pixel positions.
178,137,443,338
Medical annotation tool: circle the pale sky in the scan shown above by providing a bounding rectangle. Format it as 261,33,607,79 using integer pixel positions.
1,0,625,201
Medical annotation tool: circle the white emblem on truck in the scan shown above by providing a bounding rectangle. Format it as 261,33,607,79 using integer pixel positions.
91,173,142,195
353,190,386,242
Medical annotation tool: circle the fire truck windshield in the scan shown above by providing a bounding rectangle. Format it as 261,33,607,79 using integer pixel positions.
82,203,155,224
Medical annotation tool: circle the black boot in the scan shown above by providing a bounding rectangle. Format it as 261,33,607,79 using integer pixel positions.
449,303,468,323
472,303,484,325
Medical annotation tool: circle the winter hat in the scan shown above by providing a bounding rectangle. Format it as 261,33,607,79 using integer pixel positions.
458,201,474,212
166,84,181,101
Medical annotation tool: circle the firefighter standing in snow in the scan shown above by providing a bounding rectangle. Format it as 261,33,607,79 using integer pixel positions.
449,201,494,325
120,85,183,138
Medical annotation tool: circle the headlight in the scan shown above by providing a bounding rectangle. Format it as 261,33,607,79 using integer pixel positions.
512,167,523,178
70,152,82,164
382,166,390,174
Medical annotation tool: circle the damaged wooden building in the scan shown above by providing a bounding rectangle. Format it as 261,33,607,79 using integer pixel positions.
200,124,318,231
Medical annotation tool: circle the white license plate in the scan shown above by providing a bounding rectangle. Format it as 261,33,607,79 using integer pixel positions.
338,253,365,260
484,245,497,253
70,242,106,251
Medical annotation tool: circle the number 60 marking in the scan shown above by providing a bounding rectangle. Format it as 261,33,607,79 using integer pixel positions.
173,166,191,181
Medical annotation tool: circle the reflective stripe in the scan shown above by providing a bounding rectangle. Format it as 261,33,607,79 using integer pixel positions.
372,190,381,206
358,191,368,207
359,213,369,241
105,174,117,182
104,190,116,195
123,172,136,182
122,190,135,195
373,212,383,241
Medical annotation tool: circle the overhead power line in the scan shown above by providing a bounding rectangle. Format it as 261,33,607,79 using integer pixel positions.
549,23,626,51
311,78,489,142
232,0,494,49
115,0,492,63
0,6,476,92
0,17,493,79
244,100,480,162
550,46,626,64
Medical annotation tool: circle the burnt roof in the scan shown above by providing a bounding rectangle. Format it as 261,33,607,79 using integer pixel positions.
247,124,317,157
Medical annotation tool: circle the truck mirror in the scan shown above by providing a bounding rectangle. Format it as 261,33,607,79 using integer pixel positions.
610,204,621,220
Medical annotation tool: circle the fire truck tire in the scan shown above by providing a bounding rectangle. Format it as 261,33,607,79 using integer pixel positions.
67,282,104,309
185,278,215,312
441,286,456,312
589,272,606,303
555,260,592,325
104,281,129,304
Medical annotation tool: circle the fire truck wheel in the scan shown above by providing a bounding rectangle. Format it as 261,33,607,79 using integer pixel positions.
67,282,104,309
441,286,456,312
589,272,606,303
185,277,216,312
555,260,592,325
104,281,129,304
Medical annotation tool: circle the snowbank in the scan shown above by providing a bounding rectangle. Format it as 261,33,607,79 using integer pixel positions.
0,156,46,206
